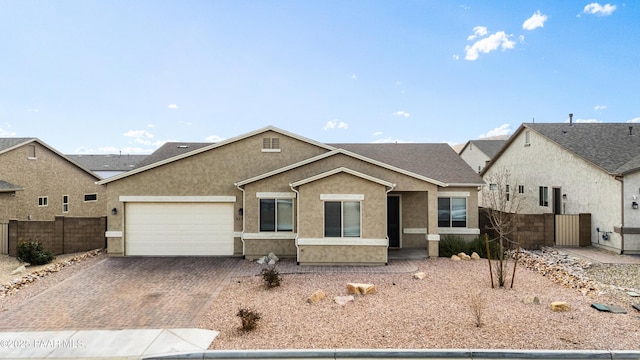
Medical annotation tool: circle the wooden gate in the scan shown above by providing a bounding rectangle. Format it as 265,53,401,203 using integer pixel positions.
555,214,580,246
1,223,8,255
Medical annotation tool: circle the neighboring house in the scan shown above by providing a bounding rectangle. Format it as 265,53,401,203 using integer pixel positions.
67,154,148,179
482,122,640,254
98,126,484,264
458,139,507,173
0,138,106,224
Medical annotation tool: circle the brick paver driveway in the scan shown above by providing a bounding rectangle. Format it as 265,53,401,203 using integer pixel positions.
0,257,242,331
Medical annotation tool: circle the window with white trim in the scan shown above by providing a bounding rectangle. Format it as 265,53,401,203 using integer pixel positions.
38,196,48,207
62,195,69,213
262,137,280,152
518,185,525,194
539,186,549,206
259,199,293,232
28,145,37,159
438,197,466,228
84,193,97,202
506,184,510,201
324,201,361,237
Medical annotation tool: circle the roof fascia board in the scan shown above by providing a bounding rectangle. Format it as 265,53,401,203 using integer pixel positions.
290,167,395,188
98,125,337,185
480,124,526,176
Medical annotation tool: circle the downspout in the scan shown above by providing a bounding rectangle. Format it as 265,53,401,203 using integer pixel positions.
289,183,300,265
385,184,396,248
618,176,625,254
234,183,246,257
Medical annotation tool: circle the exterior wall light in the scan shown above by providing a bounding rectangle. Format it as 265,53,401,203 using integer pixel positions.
633,202,639,210
111,208,118,215
238,208,243,216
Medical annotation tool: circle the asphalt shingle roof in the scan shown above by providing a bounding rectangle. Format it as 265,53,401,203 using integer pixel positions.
134,142,213,168
331,143,484,185
0,180,23,192
526,123,640,174
0,138,34,152
469,140,506,159
67,154,148,172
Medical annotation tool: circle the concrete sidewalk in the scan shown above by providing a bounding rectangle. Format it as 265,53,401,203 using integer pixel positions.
0,328,217,359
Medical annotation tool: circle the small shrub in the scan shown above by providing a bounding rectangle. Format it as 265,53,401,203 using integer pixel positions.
17,241,55,265
237,308,261,331
438,236,468,258
260,264,282,289
468,291,485,327
439,235,501,259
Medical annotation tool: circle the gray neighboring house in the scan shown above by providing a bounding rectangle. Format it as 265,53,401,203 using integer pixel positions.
458,139,507,173
67,154,148,179
482,122,640,254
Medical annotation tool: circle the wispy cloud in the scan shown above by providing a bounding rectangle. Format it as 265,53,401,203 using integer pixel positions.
351,73,357,80
467,26,488,41
569,118,601,123
323,120,348,131
395,111,410,118
594,105,607,111
627,117,640,123
373,131,383,136
371,137,411,144
0,127,16,136
168,104,178,109
27,108,40,113
205,134,225,142
522,11,548,30
583,3,616,16
465,30,515,61
124,130,154,139
452,54,460,60
479,124,512,138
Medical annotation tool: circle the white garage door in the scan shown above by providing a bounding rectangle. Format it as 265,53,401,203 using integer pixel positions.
125,202,234,256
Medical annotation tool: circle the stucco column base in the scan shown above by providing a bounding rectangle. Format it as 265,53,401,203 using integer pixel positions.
107,237,124,256
427,234,440,258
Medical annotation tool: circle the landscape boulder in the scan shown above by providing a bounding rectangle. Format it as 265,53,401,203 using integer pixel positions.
550,301,570,312
334,295,354,305
307,290,326,304
346,283,376,295
413,272,427,280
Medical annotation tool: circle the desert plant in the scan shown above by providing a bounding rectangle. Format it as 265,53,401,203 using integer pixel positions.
237,307,261,331
468,291,485,327
260,264,282,289
438,235,469,257
17,241,55,265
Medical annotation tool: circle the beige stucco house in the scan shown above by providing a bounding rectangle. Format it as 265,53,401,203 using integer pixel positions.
0,138,106,224
482,122,640,254
98,126,484,264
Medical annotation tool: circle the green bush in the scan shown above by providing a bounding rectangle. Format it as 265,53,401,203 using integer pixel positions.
17,241,55,265
439,235,500,259
237,308,261,331
260,264,282,289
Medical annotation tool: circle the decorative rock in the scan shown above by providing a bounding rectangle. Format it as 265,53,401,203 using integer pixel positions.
268,259,276,265
550,301,570,311
307,290,326,304
346,283,376,295
256,256,266,265
471,252,481,260
334,295,354,305
457,252,470,260
451,255,461,261
523,296,540,305
267,252,279,262
413,272,427,280
10,265,26,275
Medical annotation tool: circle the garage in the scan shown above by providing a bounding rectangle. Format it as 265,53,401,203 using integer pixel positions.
124,200,234,256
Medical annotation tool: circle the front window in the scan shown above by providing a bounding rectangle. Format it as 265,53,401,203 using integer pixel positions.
38,196,48,207
324,201,360,237
259,199,293,232
438,197,467,228
63,195,69,212
84,194,98,202
539,186,549,206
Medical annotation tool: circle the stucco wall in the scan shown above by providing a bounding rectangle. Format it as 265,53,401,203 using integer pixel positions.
620,170,640,253
460,146,489,174
0,142,106,224
483,129,620,250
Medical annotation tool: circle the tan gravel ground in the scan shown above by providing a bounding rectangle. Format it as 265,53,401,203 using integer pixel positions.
200,256,640,351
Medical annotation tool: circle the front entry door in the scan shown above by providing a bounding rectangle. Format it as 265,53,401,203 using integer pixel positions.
387,196,400,248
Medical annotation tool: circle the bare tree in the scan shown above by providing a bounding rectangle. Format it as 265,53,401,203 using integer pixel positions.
481,167,524,287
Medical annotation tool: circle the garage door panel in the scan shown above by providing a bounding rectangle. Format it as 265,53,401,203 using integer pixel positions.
125,202,234,256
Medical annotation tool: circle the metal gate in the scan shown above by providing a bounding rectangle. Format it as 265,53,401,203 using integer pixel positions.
1,223,8,255
555,214,580,246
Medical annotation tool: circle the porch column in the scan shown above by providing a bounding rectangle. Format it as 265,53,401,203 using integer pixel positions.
427,190,439,257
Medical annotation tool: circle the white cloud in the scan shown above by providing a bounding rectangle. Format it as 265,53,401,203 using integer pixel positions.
594,105,607,111
583,3,616,16
27,108,39,113
168,104,178,109
147,124,155,128
351,73,357,80
465,31,515,61
467,26,488,41
124,130,154,138
0,128,16,136
373,131,383,136
205,134,225,142
522,11,548,30
568,118,600,123
479,124,512,138
627,117,640,123
323,120,348,131
452,54,460,60
395,111,410,118
371,137,411,144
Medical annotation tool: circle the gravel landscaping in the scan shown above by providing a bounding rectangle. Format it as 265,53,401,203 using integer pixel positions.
200,248,640,350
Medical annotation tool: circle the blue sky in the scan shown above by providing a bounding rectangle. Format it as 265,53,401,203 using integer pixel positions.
1,1,638,154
